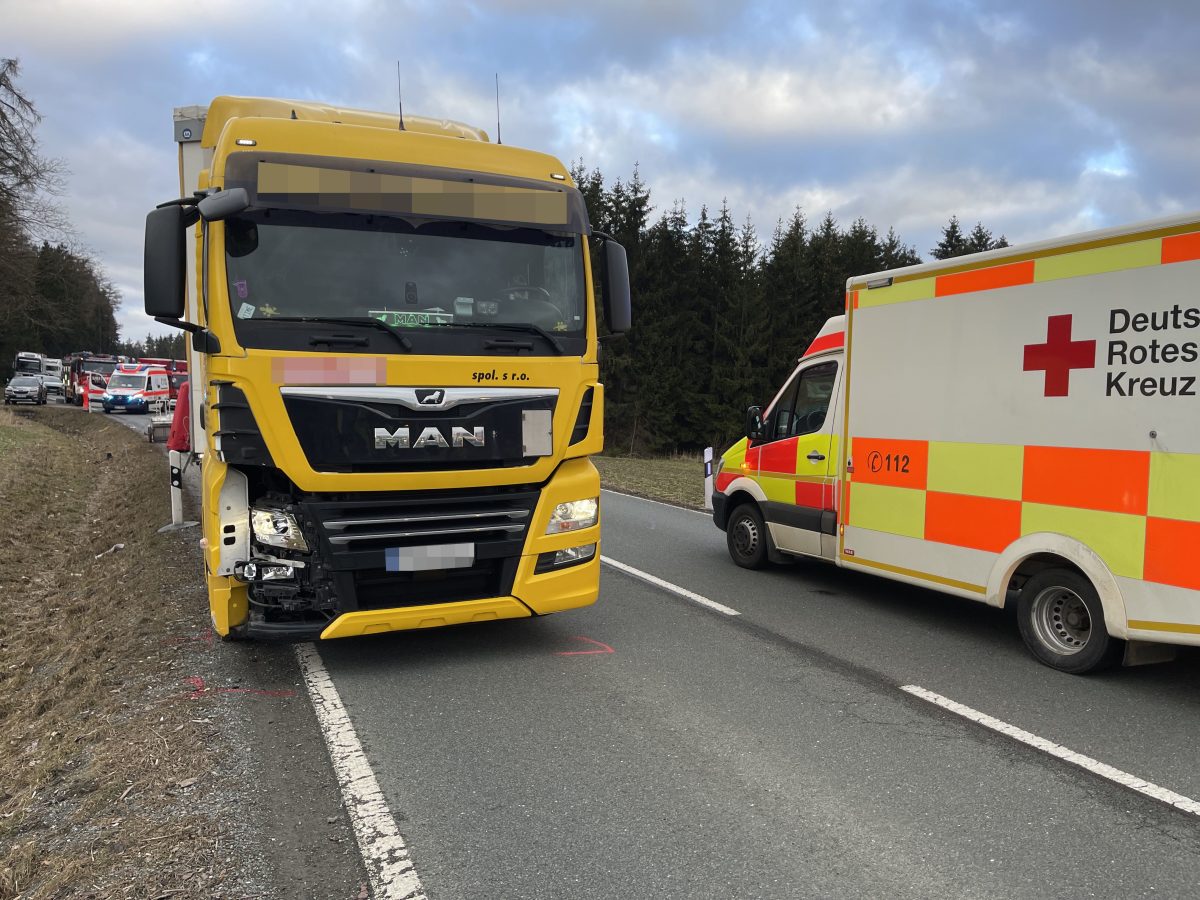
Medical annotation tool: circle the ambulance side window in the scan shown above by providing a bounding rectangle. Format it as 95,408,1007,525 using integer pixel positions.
773,361,837,439
768,376,802,442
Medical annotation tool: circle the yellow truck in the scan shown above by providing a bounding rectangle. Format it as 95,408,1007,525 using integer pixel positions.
144,96,630,640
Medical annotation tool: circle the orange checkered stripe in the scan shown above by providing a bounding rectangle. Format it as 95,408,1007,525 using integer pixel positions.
845,227,1200,310
844,437,1200,596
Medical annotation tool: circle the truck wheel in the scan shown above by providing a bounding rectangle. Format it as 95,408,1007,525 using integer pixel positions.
1017,568,1121,674
727,502,769,569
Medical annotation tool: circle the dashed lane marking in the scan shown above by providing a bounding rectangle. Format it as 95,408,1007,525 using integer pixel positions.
901,684,1200,817
601,555,741,616
297,644,428,900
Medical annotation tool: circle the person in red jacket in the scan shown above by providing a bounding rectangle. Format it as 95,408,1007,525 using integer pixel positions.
167,380,191,452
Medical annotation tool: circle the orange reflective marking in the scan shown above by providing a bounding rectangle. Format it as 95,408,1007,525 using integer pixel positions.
924,492,1021,553
1144,517,1200,591
1022,446,1149,515
850,437,928,490
1161,231,1200,265
935,260,1035,297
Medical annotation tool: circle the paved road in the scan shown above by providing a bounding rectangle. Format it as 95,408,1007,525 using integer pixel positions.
315,490,1200,899
94,405,158,438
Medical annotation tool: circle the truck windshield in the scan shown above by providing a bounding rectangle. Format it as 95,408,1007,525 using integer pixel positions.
108,374,146,389
15,359,41,374
224,210,588,356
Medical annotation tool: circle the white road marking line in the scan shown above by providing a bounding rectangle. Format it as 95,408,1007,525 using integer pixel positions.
297,644,428,900
601,555,741,616
901,684,1200,817
601,488,711,516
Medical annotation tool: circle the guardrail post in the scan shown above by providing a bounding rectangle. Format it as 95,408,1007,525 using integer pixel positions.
158,449,199,532
703,446,714,511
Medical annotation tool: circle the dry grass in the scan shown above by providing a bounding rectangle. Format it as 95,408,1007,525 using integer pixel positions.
594,453,708,510
0,406,238,898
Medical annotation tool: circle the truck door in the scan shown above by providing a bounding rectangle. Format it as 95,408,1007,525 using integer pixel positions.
756,359,841,558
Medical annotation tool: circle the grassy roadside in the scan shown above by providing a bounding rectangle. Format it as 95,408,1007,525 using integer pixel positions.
593,454,709,510
0,407,235,898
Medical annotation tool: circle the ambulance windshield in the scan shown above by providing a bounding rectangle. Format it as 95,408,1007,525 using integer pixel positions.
108,374,147,390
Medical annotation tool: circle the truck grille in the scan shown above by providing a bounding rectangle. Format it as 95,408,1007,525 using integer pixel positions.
298,487,539,610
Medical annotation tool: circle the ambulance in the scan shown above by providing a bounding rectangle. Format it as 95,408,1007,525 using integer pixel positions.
712,211,1200,673
100,363,172,414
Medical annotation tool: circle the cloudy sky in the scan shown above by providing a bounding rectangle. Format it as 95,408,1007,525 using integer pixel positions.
7,0,1200,340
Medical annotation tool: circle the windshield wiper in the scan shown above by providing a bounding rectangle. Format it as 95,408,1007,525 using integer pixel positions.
433,321,566,355
264,316,413,352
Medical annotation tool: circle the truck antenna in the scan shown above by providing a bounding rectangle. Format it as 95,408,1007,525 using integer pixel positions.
495,73,501,145
396,62,406,131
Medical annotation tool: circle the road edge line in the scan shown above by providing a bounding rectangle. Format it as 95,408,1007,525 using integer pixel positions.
600,488,711,516
296,644,428,899
601,555,741,616
901,684,1200,817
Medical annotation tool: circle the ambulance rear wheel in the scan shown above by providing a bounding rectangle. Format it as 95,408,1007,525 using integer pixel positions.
727,503,768,569
1017,568,1121,674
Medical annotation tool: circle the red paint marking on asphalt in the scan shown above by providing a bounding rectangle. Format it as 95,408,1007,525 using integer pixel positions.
182,675,296,700
555,636,614,656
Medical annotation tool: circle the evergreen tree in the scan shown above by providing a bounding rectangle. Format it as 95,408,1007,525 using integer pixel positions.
930,215,970,259
0,60,118,373
966,221,1009,254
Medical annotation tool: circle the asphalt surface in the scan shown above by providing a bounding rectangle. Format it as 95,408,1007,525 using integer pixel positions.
310,489,1200,900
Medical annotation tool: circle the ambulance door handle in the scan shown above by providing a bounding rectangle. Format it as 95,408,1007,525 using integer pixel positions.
807,451,826,462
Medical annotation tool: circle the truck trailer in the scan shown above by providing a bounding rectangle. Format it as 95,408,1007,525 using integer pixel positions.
144,96,630,641
712,212,1200,673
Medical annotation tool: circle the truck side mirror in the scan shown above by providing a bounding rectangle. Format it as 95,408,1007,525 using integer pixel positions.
144,205,191,319
198,187,250,222
745,405,764,441
599,238,632,334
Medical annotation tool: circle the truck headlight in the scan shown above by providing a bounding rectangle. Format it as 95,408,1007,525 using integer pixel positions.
250,508,309,551
535,542,597,573
546,497,598,534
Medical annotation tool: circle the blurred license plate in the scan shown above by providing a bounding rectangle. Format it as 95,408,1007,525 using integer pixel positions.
385,543,475,572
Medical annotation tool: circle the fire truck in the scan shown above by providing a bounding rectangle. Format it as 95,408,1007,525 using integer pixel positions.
66,353,120,406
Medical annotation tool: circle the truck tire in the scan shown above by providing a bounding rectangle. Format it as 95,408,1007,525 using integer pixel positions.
727,502,769,569
1017,568,1121,674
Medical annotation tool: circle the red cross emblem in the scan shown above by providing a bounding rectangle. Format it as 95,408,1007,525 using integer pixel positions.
1023,314,1096,397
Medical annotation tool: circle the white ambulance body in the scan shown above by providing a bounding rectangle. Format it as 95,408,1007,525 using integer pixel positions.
100,363,172,414
713,211,1200,673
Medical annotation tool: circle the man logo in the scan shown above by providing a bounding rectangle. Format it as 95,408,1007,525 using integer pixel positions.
416,389,445,406
375,426,486,450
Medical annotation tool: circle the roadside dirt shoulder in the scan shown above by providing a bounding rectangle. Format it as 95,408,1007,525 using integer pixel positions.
0,407,366,899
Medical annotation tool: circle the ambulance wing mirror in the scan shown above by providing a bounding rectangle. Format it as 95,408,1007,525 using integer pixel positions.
144,204,192,319
745,406,764,441
197,187,249,222
595,232,631,334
